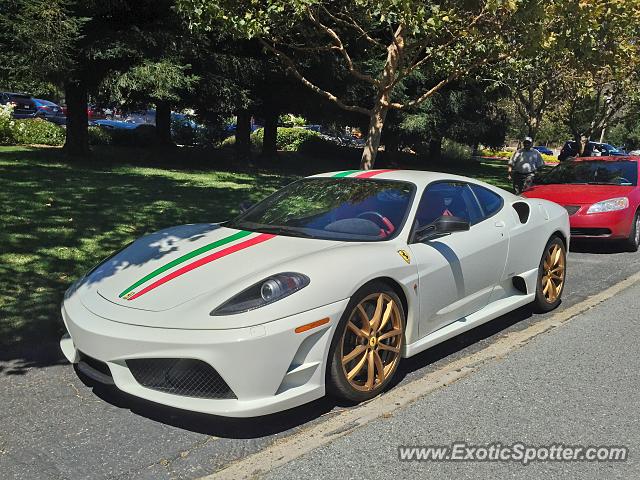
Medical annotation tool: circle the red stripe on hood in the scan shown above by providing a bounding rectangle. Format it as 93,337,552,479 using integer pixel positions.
127,233,276,301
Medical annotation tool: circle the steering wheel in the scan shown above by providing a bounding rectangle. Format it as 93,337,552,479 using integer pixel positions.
357,211,395,238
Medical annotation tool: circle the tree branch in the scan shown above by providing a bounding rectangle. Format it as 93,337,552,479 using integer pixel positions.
307,7,379,86
328,10,386,49
386,54,506,110
259,39,372,116
394,8,487,87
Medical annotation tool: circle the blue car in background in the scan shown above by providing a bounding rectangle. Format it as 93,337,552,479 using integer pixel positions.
533,145,553,155
33,99,66,125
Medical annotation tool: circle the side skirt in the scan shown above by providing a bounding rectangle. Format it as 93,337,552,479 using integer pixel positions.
403,293,535,358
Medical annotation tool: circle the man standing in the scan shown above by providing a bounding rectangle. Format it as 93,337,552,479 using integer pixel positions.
508,136,544,194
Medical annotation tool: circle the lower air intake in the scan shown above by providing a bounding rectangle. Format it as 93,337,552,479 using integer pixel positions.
126,358,236,399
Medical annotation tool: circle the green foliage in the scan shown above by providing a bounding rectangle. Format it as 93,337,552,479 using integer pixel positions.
87,125,158,147
251,127,320,151
441,139,472,162
0,104,15,145
279,113,307,127
88,126,113,146
297,135,344,157
220,135,236,148
0,110,65,146
108,60,199,105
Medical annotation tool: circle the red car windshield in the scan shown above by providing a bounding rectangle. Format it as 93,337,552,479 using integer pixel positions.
537,160,638,186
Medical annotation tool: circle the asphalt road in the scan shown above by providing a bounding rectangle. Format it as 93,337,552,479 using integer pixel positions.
1,240,639,480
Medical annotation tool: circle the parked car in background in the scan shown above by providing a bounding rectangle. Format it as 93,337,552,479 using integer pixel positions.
92,119,139,130
523,156,640,251
558,141,626,161
0,92,37,118
33,99,66,125
534,145,553,156
87,104,106,120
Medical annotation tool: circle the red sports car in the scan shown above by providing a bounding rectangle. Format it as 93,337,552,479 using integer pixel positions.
523,156,640,251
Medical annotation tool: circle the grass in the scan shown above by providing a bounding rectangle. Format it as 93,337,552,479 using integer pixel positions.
0,145,511,352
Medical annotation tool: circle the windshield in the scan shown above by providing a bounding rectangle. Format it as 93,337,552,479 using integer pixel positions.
228,178,415,241
536,160,638,186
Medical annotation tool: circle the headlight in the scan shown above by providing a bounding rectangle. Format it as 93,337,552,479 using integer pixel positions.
211,272,310,316
586,197,629,214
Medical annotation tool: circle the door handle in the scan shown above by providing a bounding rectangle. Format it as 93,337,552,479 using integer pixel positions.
494,221,506,228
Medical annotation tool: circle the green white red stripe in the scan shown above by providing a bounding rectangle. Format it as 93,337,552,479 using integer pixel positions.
332,169,396,178
120,231,275,301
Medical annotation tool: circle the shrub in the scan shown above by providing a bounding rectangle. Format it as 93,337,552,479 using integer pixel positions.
89,124,158,147
12,118,65,146
220,135,236,148
297,135,344,156
250,127,320,152
442,139,472,162
88,126,112,145
0,103,15,145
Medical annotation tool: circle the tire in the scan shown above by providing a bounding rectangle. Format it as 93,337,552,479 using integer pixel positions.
326,281,405,403
623,210,640,252
533,236,567,313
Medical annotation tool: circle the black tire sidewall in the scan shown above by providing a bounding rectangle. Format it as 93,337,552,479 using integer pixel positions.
326,281,405,403
625,210,640,252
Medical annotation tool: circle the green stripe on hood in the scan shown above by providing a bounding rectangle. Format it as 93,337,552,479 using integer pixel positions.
119,229,252,298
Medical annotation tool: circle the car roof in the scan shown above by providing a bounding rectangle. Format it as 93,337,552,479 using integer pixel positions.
571,156,639,162
311,169,517,197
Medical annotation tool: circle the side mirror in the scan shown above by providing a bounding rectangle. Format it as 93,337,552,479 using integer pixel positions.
239,200,253,213
414,215,470,242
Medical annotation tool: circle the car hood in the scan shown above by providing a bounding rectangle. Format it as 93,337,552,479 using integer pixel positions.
523,184,635,205
81,224,338,313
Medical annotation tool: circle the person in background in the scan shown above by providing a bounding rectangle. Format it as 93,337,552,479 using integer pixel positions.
508,136,544,194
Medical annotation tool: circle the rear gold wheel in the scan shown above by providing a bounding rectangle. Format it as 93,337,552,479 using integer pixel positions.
327,283,405,402
541,243,565,303
534,236,566,312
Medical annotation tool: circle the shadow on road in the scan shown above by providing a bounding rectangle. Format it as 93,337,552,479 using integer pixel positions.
74,304,536,439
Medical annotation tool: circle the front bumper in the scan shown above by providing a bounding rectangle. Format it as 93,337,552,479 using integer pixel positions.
568,207,634,239
60,293,349,417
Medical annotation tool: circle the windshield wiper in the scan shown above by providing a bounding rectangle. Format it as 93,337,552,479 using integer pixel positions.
254,225,314,238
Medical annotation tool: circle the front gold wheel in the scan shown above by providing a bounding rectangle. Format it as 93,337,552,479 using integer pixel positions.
340,293,403,393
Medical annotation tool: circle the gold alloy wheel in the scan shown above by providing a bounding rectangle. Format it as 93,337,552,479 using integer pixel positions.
541,243,566,303
340,293,403,392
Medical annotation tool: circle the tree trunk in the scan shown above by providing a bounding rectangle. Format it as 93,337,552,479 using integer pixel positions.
63,80,89,156
429,136,443,162
235,110,251,162
360,105,388,170
262,110,278,158
359,25,405,170
155,101,172,145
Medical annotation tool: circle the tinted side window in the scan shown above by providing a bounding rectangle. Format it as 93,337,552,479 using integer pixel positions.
470,184,503,219
414,182,483,227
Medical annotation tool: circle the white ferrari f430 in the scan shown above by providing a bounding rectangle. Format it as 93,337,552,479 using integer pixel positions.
60,169,569,417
